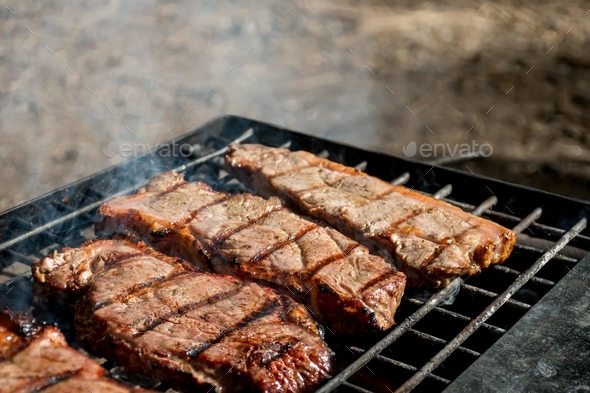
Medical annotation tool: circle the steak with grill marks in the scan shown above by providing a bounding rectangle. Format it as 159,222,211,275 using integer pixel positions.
32,238,332,393
95,173,406,333
0,312,153,393
225,144,517,288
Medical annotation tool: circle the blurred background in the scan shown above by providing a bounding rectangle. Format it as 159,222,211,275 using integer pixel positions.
1,0,590,212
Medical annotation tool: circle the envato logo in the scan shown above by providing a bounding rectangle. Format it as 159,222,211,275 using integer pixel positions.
403,140,493,158
103,140,193,158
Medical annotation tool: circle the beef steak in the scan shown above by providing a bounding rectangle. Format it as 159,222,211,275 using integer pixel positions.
225,144,516,288
95,173,406,333
33,239,332,393
0,312,153,393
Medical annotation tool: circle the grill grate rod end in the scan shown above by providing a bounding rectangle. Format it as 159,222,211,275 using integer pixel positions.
175,128,254,171
394,217,587,393
471,196,497,216
279,140,292,149
354,161,368,172
316,150,329,159
510,208,589,259
432,184,452,200
511,207,543,234
391,172,410,186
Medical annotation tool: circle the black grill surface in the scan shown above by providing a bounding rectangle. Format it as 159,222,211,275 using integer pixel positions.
1,115,589,392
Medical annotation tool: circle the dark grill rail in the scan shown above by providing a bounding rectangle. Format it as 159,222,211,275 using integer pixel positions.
1,115,589,393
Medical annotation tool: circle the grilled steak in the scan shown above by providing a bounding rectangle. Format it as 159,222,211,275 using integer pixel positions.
0,312,152,393
225,144,517,288
33,239,331,393
95,173,406,333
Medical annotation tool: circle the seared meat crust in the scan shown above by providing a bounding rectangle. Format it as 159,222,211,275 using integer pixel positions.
225,144,516,288
0,312,152,393
95,173,406,333
33,239,332,393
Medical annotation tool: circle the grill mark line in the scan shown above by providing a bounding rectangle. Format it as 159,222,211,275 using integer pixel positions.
263,160,315,180
246,154,457,271
342,243,363,256
92,271,181,311
33,369,80,392
264,152,481,251
142,186,229,231
299,231,369,281
304,253,347,282
182,194,233,225
378,209,426,236
185,297,281,358
246,223,318,264
92,251,194,310
372,186,401,200
259,339,300,366
357,271,397,294
85,250,145,271
419,244,447,268
209,204,285,250
132,280,245,338
241,149,512,277
269,165,436,243
153,178,192,196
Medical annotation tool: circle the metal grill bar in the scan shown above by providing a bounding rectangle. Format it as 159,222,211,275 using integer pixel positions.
316,193,549,393
394,217,587,392
0,198,103,254
460,283,532,310
348,346,452,384
407,329,481,357
511,207,543,235
2,123,588,393
317,150,330,159
443,198,590,246
514,243,579,263
491,265,555,287
173,128,253,172
279,140,292,149
470,196,497,216
516,233,589,260
342,382,375,393
354,161,368,171
7,250,37,265
522,221,590,242
316,282,458,393
391,172,410,185
403,297,506,335
432,184,453,200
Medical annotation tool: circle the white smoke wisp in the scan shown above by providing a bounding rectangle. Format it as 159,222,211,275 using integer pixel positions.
409,277,463,306
1,0,380,212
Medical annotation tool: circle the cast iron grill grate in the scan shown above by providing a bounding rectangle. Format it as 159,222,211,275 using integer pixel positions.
1,115,589,393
